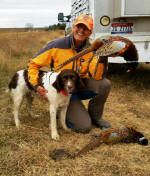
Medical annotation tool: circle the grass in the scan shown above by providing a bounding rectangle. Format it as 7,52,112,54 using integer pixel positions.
0,30,150,176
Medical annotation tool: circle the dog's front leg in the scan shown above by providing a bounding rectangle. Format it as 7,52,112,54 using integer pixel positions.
59,107,71,132
49,105,60,140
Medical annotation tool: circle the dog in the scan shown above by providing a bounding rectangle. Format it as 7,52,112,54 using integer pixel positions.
7,69,84,140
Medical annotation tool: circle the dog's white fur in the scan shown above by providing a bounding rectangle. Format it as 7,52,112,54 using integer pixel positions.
8,69,79,140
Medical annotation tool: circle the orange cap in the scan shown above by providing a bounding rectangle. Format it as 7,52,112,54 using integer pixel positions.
74,14,93,31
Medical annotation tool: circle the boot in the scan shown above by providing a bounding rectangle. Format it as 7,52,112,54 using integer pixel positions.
88,98,111,129
92,118,111,129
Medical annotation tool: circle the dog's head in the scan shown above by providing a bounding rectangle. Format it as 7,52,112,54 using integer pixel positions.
52,69,85,94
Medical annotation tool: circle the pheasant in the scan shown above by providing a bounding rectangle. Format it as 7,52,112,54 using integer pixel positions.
73,126,148,158
53,35,138,72
49,126,148,161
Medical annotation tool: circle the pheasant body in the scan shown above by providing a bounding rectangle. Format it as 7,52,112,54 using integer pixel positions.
74,126,148,158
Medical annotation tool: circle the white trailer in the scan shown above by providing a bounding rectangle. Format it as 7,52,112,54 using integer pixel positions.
66,0,150,63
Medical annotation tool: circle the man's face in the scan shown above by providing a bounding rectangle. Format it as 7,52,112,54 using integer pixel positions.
73,23,92,43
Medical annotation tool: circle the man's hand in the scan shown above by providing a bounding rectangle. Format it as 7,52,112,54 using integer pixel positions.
36,86,48,101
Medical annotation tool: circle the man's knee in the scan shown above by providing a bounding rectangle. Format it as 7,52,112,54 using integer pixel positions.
98,78,111,95
66,118,92,133
75,122,92,133
66,99,92,133
100,78,111,89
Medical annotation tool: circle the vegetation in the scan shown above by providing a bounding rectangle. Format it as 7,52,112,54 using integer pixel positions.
47,23,66,30
0,30,150,176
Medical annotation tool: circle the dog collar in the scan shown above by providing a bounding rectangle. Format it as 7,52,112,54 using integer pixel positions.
60,90,68,96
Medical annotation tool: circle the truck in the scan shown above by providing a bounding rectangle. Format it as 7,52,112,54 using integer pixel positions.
58,0,150,64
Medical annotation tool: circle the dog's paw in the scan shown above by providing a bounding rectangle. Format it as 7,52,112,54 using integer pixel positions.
52,133,60,141
61,123,71,132
16,124,22,130
64,127,71,133
28,111,40,118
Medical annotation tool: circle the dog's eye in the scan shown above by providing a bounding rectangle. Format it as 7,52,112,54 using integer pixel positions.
62,76,68,81
70,76,76,80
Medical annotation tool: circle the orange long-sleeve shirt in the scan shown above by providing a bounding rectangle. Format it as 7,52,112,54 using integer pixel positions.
27,35,108,89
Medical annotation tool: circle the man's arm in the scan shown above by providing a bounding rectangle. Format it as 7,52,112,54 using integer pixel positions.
27,49,52,89
27,48,53,100
36,86,48,101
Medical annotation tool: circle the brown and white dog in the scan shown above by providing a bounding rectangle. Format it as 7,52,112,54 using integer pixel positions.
7,69,84,140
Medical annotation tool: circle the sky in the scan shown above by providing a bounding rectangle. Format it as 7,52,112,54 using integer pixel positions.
0,0,71,28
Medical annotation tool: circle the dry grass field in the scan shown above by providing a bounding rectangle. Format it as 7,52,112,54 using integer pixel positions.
0,30,150,176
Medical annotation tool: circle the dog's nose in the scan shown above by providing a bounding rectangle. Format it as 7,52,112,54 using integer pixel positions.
68,85,73,90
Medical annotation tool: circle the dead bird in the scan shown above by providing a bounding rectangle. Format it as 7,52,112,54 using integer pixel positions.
49,126,148,160
73,126,148,158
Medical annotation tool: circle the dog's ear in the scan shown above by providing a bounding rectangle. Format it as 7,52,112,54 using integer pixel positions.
52,76,61,92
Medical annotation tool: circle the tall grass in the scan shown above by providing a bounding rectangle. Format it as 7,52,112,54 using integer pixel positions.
0,30,64,73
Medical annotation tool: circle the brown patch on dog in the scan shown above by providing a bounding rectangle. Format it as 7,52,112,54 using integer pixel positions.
24,70,34,90
24,69,46,90
8,72,19,89
38,70,46,87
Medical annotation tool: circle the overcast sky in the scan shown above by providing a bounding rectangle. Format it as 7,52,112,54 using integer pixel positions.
0,0,71,28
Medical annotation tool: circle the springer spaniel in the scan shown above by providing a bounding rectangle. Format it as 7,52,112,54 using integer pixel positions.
8,69,84,140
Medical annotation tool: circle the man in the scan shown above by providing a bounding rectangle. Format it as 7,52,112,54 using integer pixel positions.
27,14,111,133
